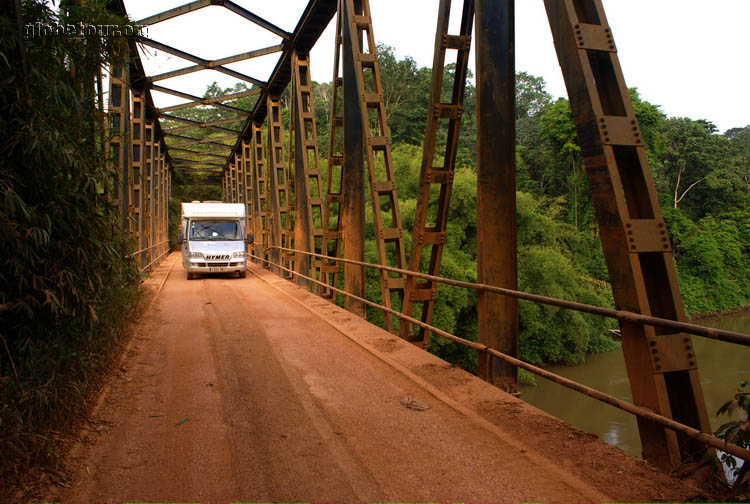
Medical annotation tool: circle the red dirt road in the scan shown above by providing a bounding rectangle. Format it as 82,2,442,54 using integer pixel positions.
46,253,703,503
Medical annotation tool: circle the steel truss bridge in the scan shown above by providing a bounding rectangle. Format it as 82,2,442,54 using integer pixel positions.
102,0,750,473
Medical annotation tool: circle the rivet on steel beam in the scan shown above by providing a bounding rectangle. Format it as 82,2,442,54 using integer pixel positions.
605,27,611,32
658,222,664,227
600,118,606,123
650,340,657,347
686,345,692,350
631,245,637,250
626,223,632,228
605,137,611,142
687,353,694,359
684,337,690,342
575,24,580,29
652,348,658,354
656,364,662,370
689,361,695,366
654,357,660,362
609,45,615,49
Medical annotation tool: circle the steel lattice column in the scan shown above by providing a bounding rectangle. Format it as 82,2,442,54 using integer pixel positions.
107,64,130,231
291,51,326,289
544,0,711,469
475,0,518,392
243,140,254,241
251,123,268,264
130,91,146,267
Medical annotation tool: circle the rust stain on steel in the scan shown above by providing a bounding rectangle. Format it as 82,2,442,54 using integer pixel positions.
475,0,518,393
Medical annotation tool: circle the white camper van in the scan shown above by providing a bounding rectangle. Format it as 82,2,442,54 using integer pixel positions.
178,201,252,280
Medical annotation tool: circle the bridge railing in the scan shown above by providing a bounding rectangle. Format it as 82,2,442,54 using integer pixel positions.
129,240,170,273
249,246,750,463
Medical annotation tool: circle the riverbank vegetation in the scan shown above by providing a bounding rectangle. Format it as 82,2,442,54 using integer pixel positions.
0,2,142,498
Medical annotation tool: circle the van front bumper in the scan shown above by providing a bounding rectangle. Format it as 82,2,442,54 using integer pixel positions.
187,259,246,273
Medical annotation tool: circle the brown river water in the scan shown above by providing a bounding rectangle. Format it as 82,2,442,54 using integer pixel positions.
520,308,750,458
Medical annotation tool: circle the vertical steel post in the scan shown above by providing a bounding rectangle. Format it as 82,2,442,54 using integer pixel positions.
267,95,289,275
341,0,366,316
543,0,711,469
251,123,268,264
321,2,346,299
107,64,130,231
291,51,326,289
130,92,145,267
243,140,254,242
144,120,154,267
475,0,518,392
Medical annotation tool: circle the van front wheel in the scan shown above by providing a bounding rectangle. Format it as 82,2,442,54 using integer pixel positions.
187,272,195,280
238,270,246,279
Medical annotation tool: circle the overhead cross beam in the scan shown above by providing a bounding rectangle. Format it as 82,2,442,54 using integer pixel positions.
136,0,291,40
148,44,283,83
164,116,246,134
137,36,267,88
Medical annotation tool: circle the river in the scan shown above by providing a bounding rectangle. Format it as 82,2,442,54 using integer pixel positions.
520,308,750,458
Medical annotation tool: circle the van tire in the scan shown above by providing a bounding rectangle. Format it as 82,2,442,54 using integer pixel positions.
238,270,246,279
187,272,194,280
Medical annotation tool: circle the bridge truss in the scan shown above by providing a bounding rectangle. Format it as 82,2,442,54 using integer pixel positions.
102,0,749,472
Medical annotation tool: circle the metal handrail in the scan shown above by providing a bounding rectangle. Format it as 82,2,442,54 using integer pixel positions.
269,246,750,347
248,251,750,462
140,247,171,273
129,240,170,258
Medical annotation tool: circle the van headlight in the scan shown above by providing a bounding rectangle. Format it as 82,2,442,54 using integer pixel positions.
188,251,203,258
232,251,247,258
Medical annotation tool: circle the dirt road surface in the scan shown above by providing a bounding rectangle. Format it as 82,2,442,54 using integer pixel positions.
45,253,704,503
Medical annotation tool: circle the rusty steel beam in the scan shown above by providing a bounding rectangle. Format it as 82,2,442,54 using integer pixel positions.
164,116,246,134
220,1,291,40
401,0,474,346
341,0,366,317
151,85,258,106
475,0,518,392
242,140,254,240
342,0,408,332
543,0,712,469
152,85,252,116
168,147,227,159
266,95,293,276
291,52,320,288
107,63,130,230
165,133,236,148
149,45,283,83
137,36,267,88
250,123,269,264
159,114,241,135
136,0,213,26
229,0,338,167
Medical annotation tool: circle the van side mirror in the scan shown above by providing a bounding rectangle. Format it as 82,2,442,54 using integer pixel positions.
177,235,183,244
246,233,254,244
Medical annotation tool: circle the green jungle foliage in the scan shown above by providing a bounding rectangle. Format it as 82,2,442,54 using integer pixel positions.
174,44,749,376
0,1,142,496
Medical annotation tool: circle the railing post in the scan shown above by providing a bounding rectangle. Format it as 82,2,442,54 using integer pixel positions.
475,0,518,392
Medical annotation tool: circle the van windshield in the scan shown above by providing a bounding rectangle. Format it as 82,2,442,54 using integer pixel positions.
189,220,240,241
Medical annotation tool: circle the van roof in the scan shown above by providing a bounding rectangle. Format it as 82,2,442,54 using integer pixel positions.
181,202,245,218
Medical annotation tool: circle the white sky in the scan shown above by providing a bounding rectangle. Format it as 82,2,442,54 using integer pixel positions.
124,0,750,133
